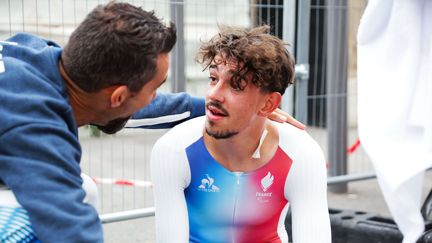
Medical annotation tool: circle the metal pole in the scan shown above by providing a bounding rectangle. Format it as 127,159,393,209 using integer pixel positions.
295,0,311,124
281,0,296,115
170,0,186,92
100,207,155,224
327,172,376,185
326,0,348,193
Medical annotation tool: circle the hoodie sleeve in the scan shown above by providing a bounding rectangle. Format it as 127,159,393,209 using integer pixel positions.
127,92,205,129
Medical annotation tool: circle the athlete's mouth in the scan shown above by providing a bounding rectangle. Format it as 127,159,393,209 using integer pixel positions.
206,102,228,117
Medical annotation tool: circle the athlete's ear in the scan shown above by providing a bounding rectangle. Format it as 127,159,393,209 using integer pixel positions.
106,85,129,108
258,92,282,117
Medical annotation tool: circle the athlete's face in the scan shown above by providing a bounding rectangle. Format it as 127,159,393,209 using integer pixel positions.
205,55,268,139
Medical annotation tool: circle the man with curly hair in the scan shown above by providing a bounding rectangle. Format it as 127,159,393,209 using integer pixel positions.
151,25,331,243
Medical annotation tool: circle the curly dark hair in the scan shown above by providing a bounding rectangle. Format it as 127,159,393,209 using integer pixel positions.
196,25,295,95
62,1,176,93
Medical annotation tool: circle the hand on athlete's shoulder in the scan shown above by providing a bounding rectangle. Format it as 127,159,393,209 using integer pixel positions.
268,108,305,130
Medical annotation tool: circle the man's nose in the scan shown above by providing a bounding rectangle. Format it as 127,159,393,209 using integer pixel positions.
207,80,226,103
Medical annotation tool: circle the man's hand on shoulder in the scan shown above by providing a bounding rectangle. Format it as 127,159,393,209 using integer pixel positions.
268,108,306,130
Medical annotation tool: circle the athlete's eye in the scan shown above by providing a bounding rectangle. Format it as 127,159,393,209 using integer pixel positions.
209,76,217,84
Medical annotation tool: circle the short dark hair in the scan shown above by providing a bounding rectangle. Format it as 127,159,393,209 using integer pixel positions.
62,1,176,93
196,25,295,95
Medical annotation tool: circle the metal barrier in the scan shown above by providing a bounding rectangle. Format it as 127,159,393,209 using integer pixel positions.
100,207,155,224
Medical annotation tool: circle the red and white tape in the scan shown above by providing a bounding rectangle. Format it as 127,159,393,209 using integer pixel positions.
92,177,153,188
347,138,361,155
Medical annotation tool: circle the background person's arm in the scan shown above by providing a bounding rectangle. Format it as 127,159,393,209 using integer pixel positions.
151,137,190,243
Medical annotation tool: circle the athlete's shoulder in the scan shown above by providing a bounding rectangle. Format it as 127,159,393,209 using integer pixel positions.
154,116,205,150
272,121,324,159
273,121,318,146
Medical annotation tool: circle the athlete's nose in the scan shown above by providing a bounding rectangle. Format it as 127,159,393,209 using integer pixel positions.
207,80,226,103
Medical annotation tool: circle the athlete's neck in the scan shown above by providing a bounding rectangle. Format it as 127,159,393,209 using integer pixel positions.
203,120,279,172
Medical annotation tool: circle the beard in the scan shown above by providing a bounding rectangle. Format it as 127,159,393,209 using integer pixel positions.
205,121,238,139
93,116,131,134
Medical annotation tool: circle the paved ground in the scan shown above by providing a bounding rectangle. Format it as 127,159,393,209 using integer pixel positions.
78,128,432,242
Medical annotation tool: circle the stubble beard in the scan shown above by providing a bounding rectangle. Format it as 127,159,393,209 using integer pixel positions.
205,120,238,139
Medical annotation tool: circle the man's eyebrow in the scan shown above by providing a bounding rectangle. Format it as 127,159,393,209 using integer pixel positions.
209,64,218,70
